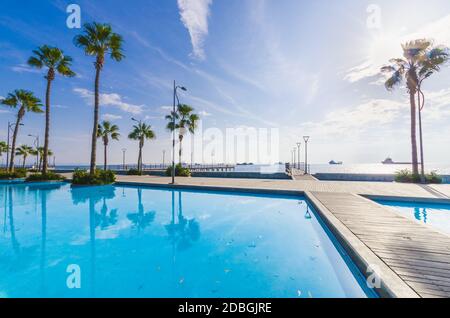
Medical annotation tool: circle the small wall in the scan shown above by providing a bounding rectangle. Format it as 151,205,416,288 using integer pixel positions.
191,171,290,179
314,173,396,182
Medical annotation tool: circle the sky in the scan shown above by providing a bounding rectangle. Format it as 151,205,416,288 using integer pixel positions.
1,0,450,165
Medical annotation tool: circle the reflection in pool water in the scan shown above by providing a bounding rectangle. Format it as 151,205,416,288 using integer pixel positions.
0,183,375,298
377,200,450,236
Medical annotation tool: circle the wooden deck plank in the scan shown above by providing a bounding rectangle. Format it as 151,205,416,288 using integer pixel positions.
311,191,450,299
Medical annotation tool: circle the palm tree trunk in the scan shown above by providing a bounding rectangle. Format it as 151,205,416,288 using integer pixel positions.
9,109,23,172
179,134,183,165
409,92,419,176
104,144,107,171
90,67,101,176
138,145,142,172
42,78,52,174
22,156,26,169
417,91,425,182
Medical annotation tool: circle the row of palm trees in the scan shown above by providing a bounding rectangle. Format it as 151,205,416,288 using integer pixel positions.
14,145,54,169
382,39,449,180
1,22,199,175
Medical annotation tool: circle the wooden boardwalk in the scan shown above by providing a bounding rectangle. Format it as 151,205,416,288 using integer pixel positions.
310,192,450,298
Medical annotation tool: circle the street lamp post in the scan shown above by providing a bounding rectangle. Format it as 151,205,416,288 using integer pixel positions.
303,136,310,174
293,147,297,171
122,148,127,170
296,142,301,170
171,81,187,184
28,134,40,170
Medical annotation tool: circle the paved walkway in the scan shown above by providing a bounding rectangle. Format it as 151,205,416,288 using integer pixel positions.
109,175,450,199
310,192,450,298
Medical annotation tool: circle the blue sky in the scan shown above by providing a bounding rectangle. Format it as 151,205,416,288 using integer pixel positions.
1,0,450,165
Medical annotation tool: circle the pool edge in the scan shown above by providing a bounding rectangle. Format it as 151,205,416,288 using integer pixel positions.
305,191,420,298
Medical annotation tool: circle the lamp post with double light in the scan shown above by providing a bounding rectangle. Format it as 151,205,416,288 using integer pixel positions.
171,81,187,184
303,136,310,174
28,134,40,170
122,148,127,170
296,142,301,170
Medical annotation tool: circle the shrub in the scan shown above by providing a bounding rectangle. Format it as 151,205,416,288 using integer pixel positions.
394,169,420,183
0,168,27,179
72,169,116,185
127,168,142,176
26,172,66,182
425,171,442,184
395,169,443,184
165,164,191,177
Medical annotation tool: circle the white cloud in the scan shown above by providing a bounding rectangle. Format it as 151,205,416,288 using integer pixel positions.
199,110,212,117
177,0,212,60
102,113,122,121
11,63,42,74
74,88,144,115
299,99,407,138
160,106,173,111
344,14,450,84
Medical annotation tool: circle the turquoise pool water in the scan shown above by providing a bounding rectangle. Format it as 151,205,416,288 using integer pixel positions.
0,182,375,298
377,200,450,236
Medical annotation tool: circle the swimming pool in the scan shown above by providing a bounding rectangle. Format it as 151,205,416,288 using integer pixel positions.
377,200,450,236
0,182,375,298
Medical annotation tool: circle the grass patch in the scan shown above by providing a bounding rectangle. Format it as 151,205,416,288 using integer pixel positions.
72,169,116,185
165,164,191,177
0,168,27,179
26,172,66,182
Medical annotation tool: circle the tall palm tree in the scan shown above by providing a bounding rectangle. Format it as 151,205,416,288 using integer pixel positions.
381,39,432,176
128,122,155,173
16,145,33,168
97,121,120,170
416,45,449,179
165,104,199,164
74,22,124,176
28,45,76,174
1,90,43,172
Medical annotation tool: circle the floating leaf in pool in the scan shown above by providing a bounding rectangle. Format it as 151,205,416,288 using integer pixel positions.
179,277,185,284
248,242,257,248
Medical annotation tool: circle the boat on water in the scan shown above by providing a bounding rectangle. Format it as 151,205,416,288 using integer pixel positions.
381,157,416,165
329,160,343,165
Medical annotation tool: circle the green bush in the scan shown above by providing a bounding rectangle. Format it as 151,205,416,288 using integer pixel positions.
395,169,421,183
395,169,443,184
26,172,66,182
72,169,116,185
165,164,191,177
425,171,442,184
0,168,27,179
127,168,142,176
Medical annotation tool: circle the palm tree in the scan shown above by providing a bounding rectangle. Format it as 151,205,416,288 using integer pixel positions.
97,121,120,170
32,147,54,171
74,22,124,176
381,40,427,175
416,45,449,179
128,122,155,173
16,145,33,168
28,45,75,174
165,104,199,164
0,142,8,166
1,90,43,172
